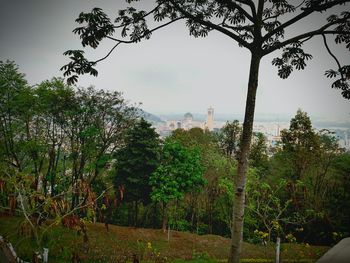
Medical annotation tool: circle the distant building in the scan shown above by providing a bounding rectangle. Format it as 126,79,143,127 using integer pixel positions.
338,131,350,151
184,112,194,122
177,121,182,129
157,107,219,136
206,107,214,131
183,112,194,130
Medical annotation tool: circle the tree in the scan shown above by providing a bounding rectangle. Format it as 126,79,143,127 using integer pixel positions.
272,110,321,224
249,132,269,173
0,60,31,174
60,86,138,209
0,62,138,227
114,118,160,226
327,153,350,242
280,109,320,181
246,175,291,243
33,78,76,196
149,139,204,231
220,120,242,159
268,110,348,244
171,127,234,234
61,2,350,261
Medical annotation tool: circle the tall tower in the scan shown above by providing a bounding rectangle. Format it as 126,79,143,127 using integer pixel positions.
207,107,214,131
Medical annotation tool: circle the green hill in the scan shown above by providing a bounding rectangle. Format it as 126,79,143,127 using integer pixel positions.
0,216,328,263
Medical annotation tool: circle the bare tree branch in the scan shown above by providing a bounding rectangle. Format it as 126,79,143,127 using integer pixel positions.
94,43,122,64
322,34,345,80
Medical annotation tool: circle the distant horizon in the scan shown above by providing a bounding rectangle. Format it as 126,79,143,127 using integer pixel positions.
148,110,350,124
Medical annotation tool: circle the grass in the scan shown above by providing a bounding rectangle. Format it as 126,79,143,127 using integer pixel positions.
0,215,328,262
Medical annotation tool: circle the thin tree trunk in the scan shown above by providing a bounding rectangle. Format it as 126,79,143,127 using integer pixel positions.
152,202,157,228
190,194,196,232
208,199,213,234
229,52,261,263
128,202,132,226
134,201,138,227
162,202,167,232
51,146,61,197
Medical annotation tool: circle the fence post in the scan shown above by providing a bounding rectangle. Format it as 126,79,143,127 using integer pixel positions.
276,237,281,263
43,248,49,263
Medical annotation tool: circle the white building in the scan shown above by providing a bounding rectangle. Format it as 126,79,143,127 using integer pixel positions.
205,107,214,131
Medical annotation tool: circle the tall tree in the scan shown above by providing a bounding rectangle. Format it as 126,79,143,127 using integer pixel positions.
34,78,76,195
150,139,204,231
114,118,160,226
60,86,137,208
0,60,30,174
269,110,347,244
280,109,319,181
220,120,242,159
171,127,234,234
327,153,350,242
62,1,350,261
249,132,269,173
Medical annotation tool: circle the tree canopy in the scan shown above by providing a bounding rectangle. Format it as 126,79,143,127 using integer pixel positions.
150,139,204,204
114,118,160,207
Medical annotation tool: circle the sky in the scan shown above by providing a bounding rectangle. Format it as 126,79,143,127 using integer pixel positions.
0,0,349,122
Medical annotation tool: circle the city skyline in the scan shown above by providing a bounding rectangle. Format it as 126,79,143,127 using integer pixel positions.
153,108,350,151
154,109,350,124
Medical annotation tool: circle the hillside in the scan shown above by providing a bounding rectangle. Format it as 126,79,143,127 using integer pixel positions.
0,216,328,263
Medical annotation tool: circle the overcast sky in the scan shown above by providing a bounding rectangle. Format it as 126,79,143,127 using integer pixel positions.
1,0,349,121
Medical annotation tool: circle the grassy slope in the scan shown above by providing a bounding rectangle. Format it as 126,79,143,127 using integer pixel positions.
0,216,328,263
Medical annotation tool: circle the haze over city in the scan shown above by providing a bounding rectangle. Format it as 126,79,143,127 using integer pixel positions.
1,0,349,122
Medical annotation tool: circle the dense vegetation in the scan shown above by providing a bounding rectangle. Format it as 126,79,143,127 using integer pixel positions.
0,60,349,261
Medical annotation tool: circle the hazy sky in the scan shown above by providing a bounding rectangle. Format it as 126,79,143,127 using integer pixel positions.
1,0,349,121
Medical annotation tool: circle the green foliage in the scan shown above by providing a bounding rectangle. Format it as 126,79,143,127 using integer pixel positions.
246,173,295,242
279,109,320,181
192,250,211,261
323,153,350,240
0,60,31,173
249,132,269,173
114,118,160,204
219,120,241,158
266,109,349,244
168,128,235,235
150,140,204,204
0,61,139,246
